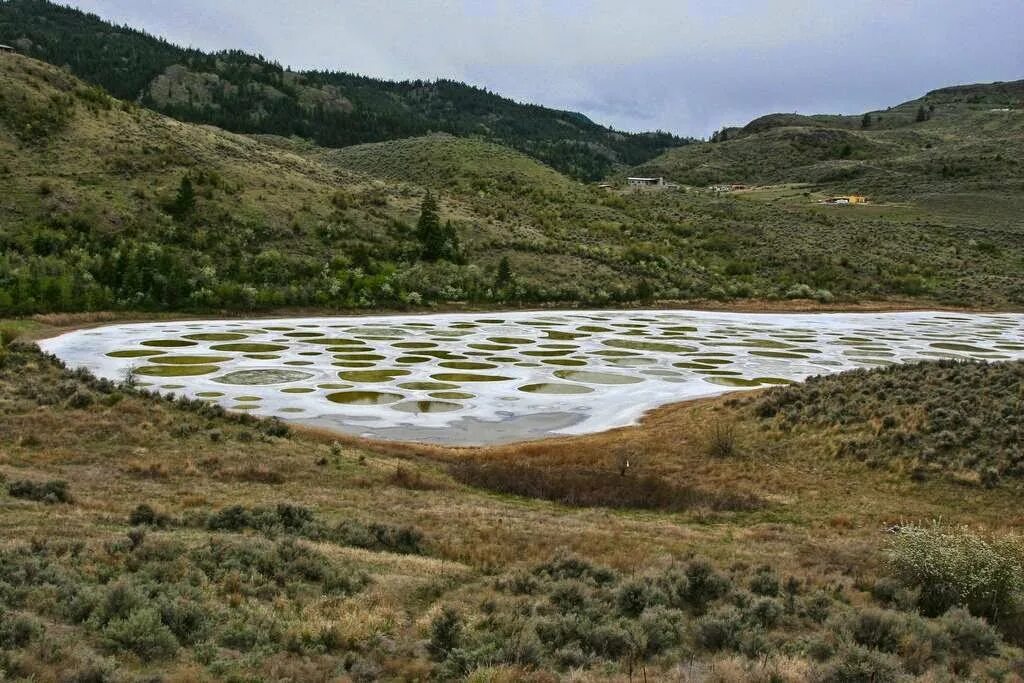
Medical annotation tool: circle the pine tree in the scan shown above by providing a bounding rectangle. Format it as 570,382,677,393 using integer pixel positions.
416,192,448,261
170,175,196,220
861,112,872,129
495,256,512,289
915,105,929,123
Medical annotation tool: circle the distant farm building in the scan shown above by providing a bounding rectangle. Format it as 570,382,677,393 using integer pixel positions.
0,45,15,54
824,195,868,205
710,183,748,192
627,177,665,189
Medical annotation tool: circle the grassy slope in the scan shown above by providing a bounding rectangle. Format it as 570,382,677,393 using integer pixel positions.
2,53,1023,316
634,80,1024,199
1,332,1023,679
0,0,686,181
744,360,1024,484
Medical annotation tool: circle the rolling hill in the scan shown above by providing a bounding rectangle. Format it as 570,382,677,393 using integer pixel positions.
3,50,1024,316
0,0,688,181
633,80,1024,198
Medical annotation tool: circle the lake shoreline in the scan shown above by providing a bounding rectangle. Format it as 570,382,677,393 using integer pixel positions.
19,297,1024,344
37,309,1024,447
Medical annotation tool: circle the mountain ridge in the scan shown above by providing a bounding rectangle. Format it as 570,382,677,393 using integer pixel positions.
0,0,688,180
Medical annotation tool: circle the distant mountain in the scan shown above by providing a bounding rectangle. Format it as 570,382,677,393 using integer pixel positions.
0,0,689,180
632,79,1024,197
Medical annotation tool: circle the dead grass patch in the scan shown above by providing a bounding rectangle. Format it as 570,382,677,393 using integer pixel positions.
449,461,761,512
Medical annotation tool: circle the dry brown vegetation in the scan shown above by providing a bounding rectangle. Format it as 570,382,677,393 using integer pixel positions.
2,328,1024,680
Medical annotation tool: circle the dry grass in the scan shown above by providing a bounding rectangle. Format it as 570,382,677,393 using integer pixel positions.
2,332,1023,677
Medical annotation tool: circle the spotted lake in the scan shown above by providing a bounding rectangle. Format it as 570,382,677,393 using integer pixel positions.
40,310,1024,444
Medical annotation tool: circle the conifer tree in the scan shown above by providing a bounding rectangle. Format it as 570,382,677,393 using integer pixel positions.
495,256,512,289
170,175,196,220
417,192,460,261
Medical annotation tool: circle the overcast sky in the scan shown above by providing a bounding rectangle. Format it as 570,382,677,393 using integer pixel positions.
68,0,1024,137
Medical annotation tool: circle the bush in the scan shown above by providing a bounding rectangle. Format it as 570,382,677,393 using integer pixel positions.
941,608,999,659
101,607,179,660
616,578,666,617
7,479,72,504
818,645,903,683
682,560,731,613
427,606,462,661
129,503,172,528
847,608,905,653
705,420,740,458
887,524,1024,621
749,568,780,596
0,611,42,648
695,605,744,651
639,606,685,655
747,597,784,629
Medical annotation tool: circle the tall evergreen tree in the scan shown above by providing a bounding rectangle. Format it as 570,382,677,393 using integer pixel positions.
416,191,441,260
169,175,196,220
495,256,512,289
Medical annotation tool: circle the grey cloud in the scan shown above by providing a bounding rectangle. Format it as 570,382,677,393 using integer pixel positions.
70,0,1024,137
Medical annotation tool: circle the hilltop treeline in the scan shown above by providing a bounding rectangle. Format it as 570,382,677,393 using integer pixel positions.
0,0,686,180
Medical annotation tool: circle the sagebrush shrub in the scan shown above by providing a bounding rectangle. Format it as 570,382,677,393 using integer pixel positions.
7,479,72,504
101,607,179,660
818,645,902,683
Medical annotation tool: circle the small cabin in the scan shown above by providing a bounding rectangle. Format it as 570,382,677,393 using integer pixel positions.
825,195,868,205
627,177,665,189
0,45,15,54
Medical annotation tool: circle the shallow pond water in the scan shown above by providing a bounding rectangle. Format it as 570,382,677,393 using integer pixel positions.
40,310,1024,445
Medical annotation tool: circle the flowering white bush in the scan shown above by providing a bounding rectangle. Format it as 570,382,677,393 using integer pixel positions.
888,523,1024,621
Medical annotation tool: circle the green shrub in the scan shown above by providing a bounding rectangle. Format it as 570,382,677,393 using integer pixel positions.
818,645,903,683
427,606,462,661
101,607,179,660
800,590,835,623
682,560,731,613
847,608,905,653
7,479,72,504
695,605,744,651
749,567,781,596
0,611,42,648
887,524,1024,621
747,596,784,628
638,606,685,655
616,578,666,617
941,608,999,659
533,554,617,585
129,503,172,528
584,621,631,659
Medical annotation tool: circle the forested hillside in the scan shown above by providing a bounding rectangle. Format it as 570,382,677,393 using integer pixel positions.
0,0,687,180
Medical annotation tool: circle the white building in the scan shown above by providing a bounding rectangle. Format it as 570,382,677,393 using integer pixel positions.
627,177,665,189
